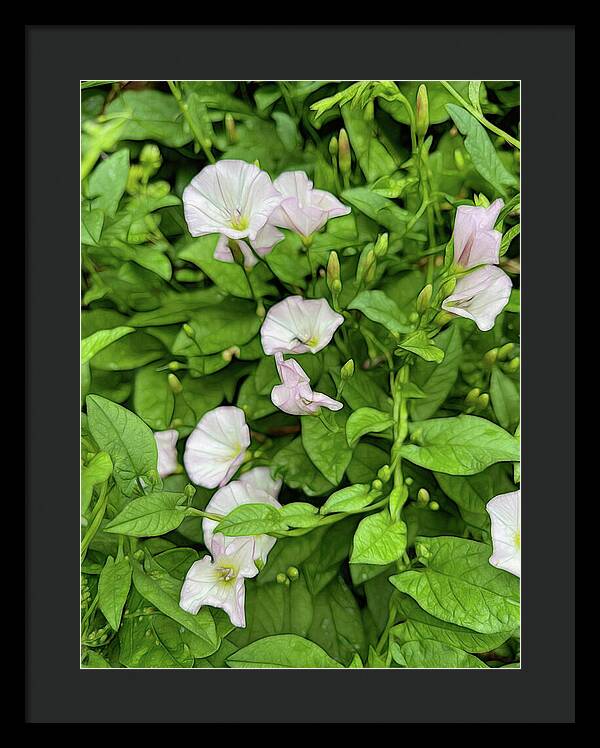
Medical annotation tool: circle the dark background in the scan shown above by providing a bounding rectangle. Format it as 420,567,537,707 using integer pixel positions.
26,25,575,723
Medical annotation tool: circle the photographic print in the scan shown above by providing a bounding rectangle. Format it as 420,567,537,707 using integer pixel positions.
81,80,521,669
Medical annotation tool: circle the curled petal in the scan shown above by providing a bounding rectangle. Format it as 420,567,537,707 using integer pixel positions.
486,490,521,578
260,296,344,355
213,223,285,268
442,266,512,332
183,406,250,489
453,199,504,268
271,354,343,416
154,429,178,479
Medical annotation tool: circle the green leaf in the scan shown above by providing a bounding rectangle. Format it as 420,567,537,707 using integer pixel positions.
500,222,520,256
226,634,343,668
348,290,411,335
320,484,373,515
446,104,518,196
346,407,394,447
215,503,288,537
351,510,407,565
341,103,397,182
279,502,321,529
342,187,420,235
301,411,353,486
105,492,188,536
98,556,132,630
105,90,190,147
400,415,520,475
392,639,489,668
81,326,135,365
86,148,130,217
119,613,194,668
490,367,520,432
390,536,520,634
411,325,462,420
133,367,175,431
271,437,335,497
179,236,253,299
81,451,113,513
89,330,165,371
398,330,444,363
86,395,159,496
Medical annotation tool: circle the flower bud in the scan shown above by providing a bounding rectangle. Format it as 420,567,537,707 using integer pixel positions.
134,549,144,561
429,500,440,511
276,573,287,585
454,149,465,170
126,163,145,195
483,348,499,367
506,356,520,373
440,277,457,298
373,233,389,258
416,84,429,139
408,311,420,324
327,251,341,290
417,488,430,506
497,342,515,361
477,393,490,409
465,387,481,405
434,310,455,327
184,484,196,499
147,180,171,199
338,128,351,176
225,113,238,144
256,301,266,319
286,566,299,581
183,323,195,339
410,428,423,444
331,279,342,294
221,346,240,362
405,476,413,486
167,373,183,394
329,136,338,158
371,479,383,492
140,143,162,169
341,359,355,380
168,361,185,372
377,464,391,483
416,284,433,315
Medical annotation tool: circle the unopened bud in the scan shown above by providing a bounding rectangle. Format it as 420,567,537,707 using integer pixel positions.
377,464,391,483
168,361,184,371
371,479,383,491
477,393,490,409
126,163,145,194
276,573,287,585
410,428,423,444
329,136,338,158
184,484,196,499
409,311,420,324
167,373,183,394
440,277,457,298
434,310,455,327
454,149,465,171
183,323,195,339
134,550,144,561
225,113,238,144
338,128,351,175
465,387,481,405
506,356,520,373
331,279,342,294
286,566,299,581
416,284,433,314
221,346,240,363
417,488,430,506
429,500,440,511
497,343,515,361
416,84,429,139
140,143,162,169
146,180,171,199
373,233,389,258
405,476,413,486
483,348,499,367
256,301,266,319
327,251,341,289
341,359,355,380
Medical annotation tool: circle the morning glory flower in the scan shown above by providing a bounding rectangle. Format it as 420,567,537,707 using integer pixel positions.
269,171,350,239
213,223,284,268
202,471,282,566
182,159,284,243
271,353,343,416
240,465,283,501
453,199,504,269
183,406,250,489
442,265,512,332
179,535,257,627
486,490,521,578
260,295,344,355
154,429,179,479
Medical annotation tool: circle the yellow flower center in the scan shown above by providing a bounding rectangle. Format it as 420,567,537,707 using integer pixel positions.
230,211,249,231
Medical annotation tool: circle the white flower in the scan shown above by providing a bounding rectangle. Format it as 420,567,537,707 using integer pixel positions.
183,406,250,489
442,265,512,332
271,353,343,416
486,490,520,578
154,429,179,479
213,223,284,268
260,295,344,355
183,159,284,242
203,471,282,567
179,535,257,628
240,465,283,501
270,171,350,239
453,199,504,269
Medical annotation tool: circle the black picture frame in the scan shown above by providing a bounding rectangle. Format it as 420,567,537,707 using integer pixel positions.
26,24,575,724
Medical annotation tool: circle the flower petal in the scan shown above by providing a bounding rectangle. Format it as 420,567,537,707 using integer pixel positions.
442,266,512,331
260,296,344,355
154,429,179,479
486,490,520,577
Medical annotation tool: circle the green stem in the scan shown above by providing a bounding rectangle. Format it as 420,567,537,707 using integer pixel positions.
167,80,216,163
80,482,109,562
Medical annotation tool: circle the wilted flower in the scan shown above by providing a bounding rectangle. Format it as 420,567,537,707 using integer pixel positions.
183,159,284,242
271,353,343,416
179,535,257,627
260,295,344,355
486,490,521,578
442,265,512,332
154,429,179,479
453,199,504,269
183,406,250,489
213,223,284,268
203,470,282,567
269,171,350,239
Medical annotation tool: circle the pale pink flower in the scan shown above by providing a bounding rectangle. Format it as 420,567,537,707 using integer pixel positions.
442,265,512,332
203,472,282,566
179,535,257,627
271,353,343,416
154,429,179,479
269,171,350,239
183,159,284,242
213,223,284,268
183,406,250,489
486,490,521,578
453,199,504,269
260,295,344,355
